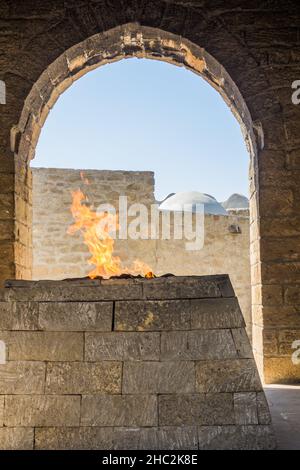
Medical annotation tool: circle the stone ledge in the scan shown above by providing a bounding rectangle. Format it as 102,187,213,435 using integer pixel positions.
3,274,234,302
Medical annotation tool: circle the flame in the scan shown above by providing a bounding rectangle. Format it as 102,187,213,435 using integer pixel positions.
67,188,154,279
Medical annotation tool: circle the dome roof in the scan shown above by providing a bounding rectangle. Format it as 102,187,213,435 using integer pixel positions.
159,191,228,215
222,193,249,210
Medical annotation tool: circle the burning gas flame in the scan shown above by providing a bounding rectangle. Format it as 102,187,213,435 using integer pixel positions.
67,187,154,279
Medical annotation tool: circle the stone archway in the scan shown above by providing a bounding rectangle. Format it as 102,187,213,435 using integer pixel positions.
14,23,258,279
1,2,299,386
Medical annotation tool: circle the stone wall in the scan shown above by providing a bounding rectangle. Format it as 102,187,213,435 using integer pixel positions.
0,275,275,450
1,3,300,383
32,168,251,332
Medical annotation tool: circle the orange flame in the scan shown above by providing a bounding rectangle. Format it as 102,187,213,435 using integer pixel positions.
67,188,154,279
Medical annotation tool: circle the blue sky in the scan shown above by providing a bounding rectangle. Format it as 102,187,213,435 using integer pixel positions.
33,58,249,202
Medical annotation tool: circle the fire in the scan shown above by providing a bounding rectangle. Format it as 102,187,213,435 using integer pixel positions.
67,187,154,279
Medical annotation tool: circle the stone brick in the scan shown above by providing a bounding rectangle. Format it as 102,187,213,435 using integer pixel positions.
4,395,80,427
231,328,254,358
6,281,143,302
113,426,198,450
1,331,83,361
85,332,160,361
46,362,121,394
190,298,244,329
123,361,195,394
0,428,34,450
257,392,272,425
0,302,12,329
196,359,262,393
159,393,234,426
160,330,237,361
115,299,191,331
142,276,226,300
0,361,45,394
81,395,157,427
12,302,39,330
35,426,198,450
35,427,114,450
197,425,276,450
234,393,258,425
38,301,113,331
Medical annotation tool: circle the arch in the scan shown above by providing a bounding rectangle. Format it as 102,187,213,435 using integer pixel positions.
11,22,265,376
12,23,259,275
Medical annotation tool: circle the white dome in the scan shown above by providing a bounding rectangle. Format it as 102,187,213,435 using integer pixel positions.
222,193,249,210
159,191,228,215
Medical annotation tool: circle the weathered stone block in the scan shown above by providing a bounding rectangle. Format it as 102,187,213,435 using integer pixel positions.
35,427,114,450
196,359,262,393
0,428,34,450
160,330,237,361
6,280,143,302
1,331,83,361
123,361,195,394
197,425,276,450
81,395,157,427
46,362,121,394
190,298,245,329
4,395,80,427
38,301,113,331
113,426,198,450
142,276,224,300
0,361,45,394
159,393,234,426
0,302,12,329
88,327,160,358
12,302,39,330
115,299,191,331
257,392,272,425
234,392,258,424
231,328,254,358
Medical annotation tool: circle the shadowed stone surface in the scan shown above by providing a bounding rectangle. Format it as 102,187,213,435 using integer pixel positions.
196,359,262,393
0,302,39,330
231,328,254,358
38,302,113,331
115,300,191,331
159,394,234,426
0,275,275,449
35,426,199,450
45,362,121,394
0,362,46,394
0,428,34,450
190,298,245,330
81,395,157,427
4,396,80,427
142,276,225,300
123,361,195,394
197,425,276,450
160,330,237,361
1,331,83,361
234,393,258,425
85,332,160,361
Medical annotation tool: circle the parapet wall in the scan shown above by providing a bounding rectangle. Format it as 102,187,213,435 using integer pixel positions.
32,168,251,331
0,275,275,450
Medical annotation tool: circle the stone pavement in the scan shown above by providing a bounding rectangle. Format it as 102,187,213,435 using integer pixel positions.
265,385,300,450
